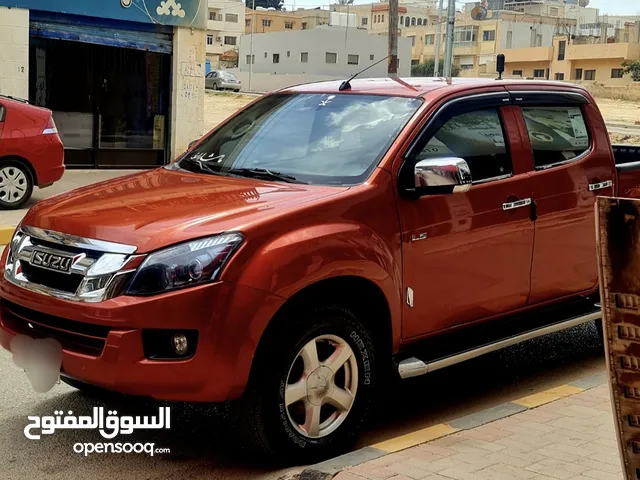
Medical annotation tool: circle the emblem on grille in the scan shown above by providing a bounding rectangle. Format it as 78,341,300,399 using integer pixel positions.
29,250,75,274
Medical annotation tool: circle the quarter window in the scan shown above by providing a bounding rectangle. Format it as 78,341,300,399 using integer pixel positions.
417,108,512,183
521,106,589,168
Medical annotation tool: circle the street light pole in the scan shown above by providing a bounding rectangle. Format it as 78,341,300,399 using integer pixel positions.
388,0,398,77
433,0,444,76
442,0,456,78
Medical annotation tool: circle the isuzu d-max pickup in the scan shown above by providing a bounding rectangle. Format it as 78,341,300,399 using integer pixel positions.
1,77,639,462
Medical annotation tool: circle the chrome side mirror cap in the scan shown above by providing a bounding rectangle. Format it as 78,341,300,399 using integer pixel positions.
414,157,472,195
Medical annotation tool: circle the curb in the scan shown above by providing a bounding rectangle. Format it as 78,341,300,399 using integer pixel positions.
299,371,608,479
0,225,15,246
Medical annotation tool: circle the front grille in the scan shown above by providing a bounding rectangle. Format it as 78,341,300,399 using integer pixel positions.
20,262,83,293
1,300,110,356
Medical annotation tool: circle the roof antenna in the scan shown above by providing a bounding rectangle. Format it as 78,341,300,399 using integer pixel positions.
339,54,391,91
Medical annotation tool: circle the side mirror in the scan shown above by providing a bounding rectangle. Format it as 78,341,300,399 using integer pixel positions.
188,139,199,149
414,157,472,195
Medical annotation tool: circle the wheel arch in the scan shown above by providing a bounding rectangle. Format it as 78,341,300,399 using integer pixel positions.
0,155,38,186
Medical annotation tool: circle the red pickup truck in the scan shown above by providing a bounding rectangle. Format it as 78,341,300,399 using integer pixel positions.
1,78,639,462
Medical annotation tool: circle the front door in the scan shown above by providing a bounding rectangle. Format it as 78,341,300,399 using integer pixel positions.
511,91,615,304
397,92,535,339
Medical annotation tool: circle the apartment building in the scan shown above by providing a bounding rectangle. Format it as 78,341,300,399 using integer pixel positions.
245,8,301,34
207,0,245,69
331,3,438,33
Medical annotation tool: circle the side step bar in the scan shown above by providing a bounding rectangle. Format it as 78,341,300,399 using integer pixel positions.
398,311,601,379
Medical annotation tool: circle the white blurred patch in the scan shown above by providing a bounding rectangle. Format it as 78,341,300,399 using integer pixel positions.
10,335,63,393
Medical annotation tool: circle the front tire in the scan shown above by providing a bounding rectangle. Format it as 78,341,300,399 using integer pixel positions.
0,161,33,209
236,305,378,464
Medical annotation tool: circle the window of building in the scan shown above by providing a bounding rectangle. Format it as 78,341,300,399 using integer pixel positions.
370,54,374,61
301,52,308,62
362,17,368,26
400,16,403,25
411,17,416,26
302,22,307,29
409,36,416,47
264,52,268,58
424,34,435,45
262,19,271,27
418,108,512,183
522,106,589,168
287,51,290,57
557,40,566,61
533,69,545,78
536,34,542,47
285,22,293,29
348,54,359,65
482,30,495,42
245,19,251,27
555,72,565,81
584,69,596,80
273,53,280,63
209,11,216,20
454,25,478,44
423,18,427,25
224,36,236,46
575,68,583,80
550,7,559,16
612,68,624,79
326,52,337,63
225,13,238,23
245,54,255,65
405,17,410,27
207,35,214,45
382,14,384,22
506,30,513,49
417,18,422,26
512,70,523,76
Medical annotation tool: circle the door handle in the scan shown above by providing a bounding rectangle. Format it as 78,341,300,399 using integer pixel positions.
588,180,613,192
503,198,532,211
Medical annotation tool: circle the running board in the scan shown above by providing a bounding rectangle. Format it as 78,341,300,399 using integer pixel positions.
398,311,601,379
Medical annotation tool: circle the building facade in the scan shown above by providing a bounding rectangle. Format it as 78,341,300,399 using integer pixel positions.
0,0,207,168
206,0,244,70
238,26,412,77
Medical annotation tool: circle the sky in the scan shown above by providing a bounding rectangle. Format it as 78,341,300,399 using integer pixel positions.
275,0,640,16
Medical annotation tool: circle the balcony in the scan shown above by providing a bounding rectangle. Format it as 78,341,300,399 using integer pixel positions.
504,46,553,63
567,43,640,61
206,43,226,55
208,19,226,31
453,42,480,56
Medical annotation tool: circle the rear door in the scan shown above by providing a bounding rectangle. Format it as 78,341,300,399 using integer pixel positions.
510,89,616,304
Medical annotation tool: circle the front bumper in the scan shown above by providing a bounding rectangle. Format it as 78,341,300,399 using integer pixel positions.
0,276,285,402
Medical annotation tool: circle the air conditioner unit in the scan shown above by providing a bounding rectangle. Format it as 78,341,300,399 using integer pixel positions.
216,36,222,41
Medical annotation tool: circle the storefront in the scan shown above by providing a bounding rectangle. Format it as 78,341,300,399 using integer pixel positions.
0,0,207,168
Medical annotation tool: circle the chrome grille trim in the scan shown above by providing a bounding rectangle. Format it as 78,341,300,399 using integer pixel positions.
4,228,142,303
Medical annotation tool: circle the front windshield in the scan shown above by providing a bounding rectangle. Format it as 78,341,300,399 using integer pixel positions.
172,93,422,185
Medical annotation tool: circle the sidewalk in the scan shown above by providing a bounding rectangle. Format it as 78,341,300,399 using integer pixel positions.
334,384,622,480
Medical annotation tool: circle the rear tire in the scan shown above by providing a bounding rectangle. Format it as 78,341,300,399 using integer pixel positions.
234,305,378,464
0,161,33,209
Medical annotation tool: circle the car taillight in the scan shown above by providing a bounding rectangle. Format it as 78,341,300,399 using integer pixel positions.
42,116,57,135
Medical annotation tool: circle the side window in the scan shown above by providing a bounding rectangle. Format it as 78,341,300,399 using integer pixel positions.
417,108,512,183
521,106,589,168
0,104,5,122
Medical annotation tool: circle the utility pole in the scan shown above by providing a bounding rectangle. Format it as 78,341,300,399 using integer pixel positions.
388,0,398,77
442,0,456,78
249,0,255,91
433,0,444,76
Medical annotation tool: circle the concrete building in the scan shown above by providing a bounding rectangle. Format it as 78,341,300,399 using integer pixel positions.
238,25,411,77
244,8,302,34
206,0,245,70
331,2,438,34
0,0,206,168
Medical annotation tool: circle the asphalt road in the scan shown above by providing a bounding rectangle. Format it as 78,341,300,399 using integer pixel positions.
0,321,605,480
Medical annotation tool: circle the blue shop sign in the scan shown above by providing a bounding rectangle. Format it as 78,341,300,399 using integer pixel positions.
0,0,207,29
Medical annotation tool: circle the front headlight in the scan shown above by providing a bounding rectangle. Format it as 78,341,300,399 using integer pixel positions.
125,233,244,296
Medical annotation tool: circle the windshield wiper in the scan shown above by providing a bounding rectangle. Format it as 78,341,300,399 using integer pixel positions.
228,168,307,184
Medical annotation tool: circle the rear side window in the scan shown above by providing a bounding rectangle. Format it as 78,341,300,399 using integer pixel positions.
0,104,5,122
417,108,512,183
522,106,589,168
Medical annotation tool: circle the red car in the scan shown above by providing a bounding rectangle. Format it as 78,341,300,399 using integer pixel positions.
1,79,640,462
0,94,64,209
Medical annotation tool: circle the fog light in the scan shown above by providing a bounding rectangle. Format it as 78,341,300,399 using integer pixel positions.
172,333,188,356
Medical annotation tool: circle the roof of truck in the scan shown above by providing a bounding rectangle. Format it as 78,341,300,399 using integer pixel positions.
281,77,588,99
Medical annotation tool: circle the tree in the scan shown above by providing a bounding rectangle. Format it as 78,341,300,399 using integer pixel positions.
622,60,640,82
411,58,460,77
247,0,283,10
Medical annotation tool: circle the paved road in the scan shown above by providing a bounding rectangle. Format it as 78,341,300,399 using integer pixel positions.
0,321,605,480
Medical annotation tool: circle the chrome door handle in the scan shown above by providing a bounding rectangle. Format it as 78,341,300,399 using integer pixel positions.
588,180,613,192
503,198,532,211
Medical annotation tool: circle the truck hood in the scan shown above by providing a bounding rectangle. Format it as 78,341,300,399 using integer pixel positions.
21,168,345,252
